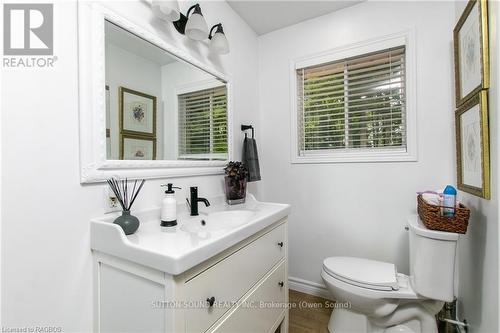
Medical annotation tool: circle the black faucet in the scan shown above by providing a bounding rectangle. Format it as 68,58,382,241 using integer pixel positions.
189,186,210,216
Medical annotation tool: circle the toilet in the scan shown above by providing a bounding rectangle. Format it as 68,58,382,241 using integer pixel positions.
322,215,459,333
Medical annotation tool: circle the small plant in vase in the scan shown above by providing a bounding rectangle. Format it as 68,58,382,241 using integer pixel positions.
224,161,248,205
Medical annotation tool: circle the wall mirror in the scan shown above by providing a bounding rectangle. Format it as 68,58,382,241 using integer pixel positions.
78,3,232,183
105,21,228,161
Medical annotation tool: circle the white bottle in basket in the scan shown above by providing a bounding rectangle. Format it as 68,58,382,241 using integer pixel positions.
442,185,457,217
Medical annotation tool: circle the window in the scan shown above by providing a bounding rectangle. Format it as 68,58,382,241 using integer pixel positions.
292,34,416,163
178,86,228,160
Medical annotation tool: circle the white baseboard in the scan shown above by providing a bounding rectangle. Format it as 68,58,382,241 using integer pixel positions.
288,276,333,300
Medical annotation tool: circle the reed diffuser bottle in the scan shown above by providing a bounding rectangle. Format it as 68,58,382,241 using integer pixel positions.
107,178,145,235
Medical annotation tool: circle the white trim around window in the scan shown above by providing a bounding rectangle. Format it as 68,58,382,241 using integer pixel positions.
290,29,417,164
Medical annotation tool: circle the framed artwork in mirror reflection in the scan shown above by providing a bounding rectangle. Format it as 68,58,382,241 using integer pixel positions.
119,86,157,136
120,134,157,160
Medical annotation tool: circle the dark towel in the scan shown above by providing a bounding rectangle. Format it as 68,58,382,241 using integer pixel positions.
242,136,261,182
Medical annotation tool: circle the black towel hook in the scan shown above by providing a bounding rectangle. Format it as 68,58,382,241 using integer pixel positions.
241,124,254,138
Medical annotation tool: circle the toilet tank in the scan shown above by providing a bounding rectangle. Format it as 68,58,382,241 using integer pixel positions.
408,215,459,302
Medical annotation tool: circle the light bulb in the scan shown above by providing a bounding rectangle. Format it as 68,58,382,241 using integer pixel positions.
210,32,229,54
152,0,180,22
209,24,229,55
185,5,208,41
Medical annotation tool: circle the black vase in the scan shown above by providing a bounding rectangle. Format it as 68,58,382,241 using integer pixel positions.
224,176,247,205
113,210,140,235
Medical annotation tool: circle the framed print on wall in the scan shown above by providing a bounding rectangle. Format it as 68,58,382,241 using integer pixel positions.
453,0,489,106
120,134,157,160
456,90,490,199
119,86,157,136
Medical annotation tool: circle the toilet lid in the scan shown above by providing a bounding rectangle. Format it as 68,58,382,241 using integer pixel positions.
323,257,399,291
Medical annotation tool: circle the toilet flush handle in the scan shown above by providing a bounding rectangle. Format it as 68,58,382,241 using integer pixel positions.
404,225,409,231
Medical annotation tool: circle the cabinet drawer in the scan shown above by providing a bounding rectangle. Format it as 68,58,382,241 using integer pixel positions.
212,261,286,333
184,223,286,333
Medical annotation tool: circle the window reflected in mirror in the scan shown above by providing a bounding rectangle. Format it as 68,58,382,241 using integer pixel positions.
104,20,228,161
178,86,228,159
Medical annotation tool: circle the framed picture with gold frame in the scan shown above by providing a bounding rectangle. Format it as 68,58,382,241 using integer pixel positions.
453,0,489,107
456,90,490,199
119,86,157,136
120,133,157,160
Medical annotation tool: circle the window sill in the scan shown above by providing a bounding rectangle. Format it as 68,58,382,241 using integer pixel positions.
179,153,227,160
292,149,417,164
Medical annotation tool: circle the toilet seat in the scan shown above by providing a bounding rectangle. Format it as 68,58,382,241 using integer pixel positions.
323,257,399,291
321,262,419,300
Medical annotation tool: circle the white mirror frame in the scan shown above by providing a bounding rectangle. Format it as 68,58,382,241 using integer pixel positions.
78,2,233,183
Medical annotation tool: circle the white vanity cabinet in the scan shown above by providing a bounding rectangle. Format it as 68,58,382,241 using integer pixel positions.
93,215,289,333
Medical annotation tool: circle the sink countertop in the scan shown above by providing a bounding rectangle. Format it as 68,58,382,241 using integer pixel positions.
91,194,291,275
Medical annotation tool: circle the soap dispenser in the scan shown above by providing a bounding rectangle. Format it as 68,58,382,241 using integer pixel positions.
161,183,181,227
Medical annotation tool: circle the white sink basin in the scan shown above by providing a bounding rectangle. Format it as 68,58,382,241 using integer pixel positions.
181,210,256,233
209,209,255,223
90,194,290,275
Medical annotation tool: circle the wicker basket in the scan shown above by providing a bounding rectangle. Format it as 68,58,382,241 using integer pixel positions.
417,195,470,234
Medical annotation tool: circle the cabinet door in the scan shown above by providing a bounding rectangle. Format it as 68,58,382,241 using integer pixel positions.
99,263,165,333
211,261,286,333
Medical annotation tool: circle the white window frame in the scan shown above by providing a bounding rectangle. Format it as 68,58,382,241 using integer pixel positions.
290,29,417,164
174,79,228,160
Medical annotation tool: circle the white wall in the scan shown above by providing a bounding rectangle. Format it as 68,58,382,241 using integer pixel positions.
454,1,499,332
258,1,499,331
106,43,163,159
258,0,456,289
0,0,259,331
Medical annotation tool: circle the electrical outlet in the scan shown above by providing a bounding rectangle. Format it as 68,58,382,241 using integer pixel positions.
104,187,121,213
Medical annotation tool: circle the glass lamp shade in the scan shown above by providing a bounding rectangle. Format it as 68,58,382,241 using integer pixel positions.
151,0,180,22
210,32,230,54
185,13,208,41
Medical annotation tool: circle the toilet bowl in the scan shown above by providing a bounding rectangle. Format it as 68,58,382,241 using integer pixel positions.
321,259,443,333
322,215,459,333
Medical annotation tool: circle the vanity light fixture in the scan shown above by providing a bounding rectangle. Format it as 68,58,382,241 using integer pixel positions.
151,0,180,22
172,4,208,41
209,24,229,55
153,2,230,54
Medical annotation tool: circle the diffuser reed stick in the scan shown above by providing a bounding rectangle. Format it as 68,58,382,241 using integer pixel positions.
106,178,145,211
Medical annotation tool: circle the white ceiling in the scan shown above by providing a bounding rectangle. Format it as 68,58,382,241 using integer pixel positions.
226,0,365,35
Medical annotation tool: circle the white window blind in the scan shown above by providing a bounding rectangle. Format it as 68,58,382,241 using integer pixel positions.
178,86,228,160
296,46,406,156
